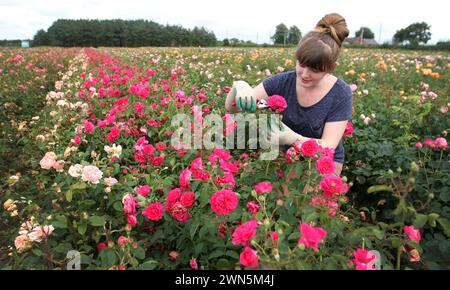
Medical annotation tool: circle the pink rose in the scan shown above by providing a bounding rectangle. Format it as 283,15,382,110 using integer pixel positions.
403,225,421,243
300,139,320,157
316,156,336,175
267,95,287,113
180,192,195,208
136,185,151,197
353,248,376,270
126,214,138,227
122,194,138,216
118,236,128,246
28,225,54,242
190,157,203,171
298,223,327,252
246,201,260,215
415,142,423,149
344,121,354,136
435,137,448,149
15,235,32,252
81,165,103,184
190,258,199,270
142,202,164,221
170,202,190,223
271,231,279,242
254,181,273,194
232,220,258,246
39,152,57,169
179,168,192,190
210,189,239,215
320,175,348,198
104,177,118,187
166,188,182,210
240,247,259,269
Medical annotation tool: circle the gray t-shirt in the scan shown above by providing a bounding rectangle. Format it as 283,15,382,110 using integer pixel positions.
263,71,353,163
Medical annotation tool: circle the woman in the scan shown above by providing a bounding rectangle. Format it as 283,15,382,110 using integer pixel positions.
225,13,352,176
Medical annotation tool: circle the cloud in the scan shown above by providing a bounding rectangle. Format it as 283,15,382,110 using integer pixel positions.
0,0,448,43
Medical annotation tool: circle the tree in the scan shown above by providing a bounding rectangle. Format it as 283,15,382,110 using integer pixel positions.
354,27,375,39
222,38,230,46
287,26,302,45
271,23,289,44
393,22,431,46
32,29,50,46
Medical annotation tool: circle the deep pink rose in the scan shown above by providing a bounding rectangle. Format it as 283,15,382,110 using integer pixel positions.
298,223,327,252
316,156,336,175
142,202,164,221
300,139,320,157
240,247,259,269
210,189,238,215
232,220,258,246
254,181,273,194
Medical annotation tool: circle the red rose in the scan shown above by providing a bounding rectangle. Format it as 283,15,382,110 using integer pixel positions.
142,202,164,221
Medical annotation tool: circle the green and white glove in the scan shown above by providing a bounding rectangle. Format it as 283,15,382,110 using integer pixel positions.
231,80,257,112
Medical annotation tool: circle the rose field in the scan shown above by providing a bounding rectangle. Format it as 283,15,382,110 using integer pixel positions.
0,46,449,270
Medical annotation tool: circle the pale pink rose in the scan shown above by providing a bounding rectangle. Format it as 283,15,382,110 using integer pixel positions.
29,225,54,242
81,165,103,184
52,160,65,171
104,177,118,187
68,164,84,177
14,235,32,252
350,84,358,92
440,106,448,114
435,137,448,149
40,152,57,169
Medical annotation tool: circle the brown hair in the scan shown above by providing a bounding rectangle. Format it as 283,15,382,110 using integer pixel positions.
295,13,349,72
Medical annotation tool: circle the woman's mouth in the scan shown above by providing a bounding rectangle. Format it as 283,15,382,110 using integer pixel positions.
301,78,311,84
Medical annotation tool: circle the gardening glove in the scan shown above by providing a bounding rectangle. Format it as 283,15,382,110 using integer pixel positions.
269,120,301,146
231,80,257,112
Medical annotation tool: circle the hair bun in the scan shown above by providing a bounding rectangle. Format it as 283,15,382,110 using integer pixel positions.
314,13,349,46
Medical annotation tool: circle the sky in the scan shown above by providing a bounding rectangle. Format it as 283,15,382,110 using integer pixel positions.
0,0,448,44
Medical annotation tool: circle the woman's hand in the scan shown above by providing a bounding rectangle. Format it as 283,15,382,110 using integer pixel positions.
230,81,257,112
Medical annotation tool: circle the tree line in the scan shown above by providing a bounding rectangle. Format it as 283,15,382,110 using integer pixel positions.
32,19,217,47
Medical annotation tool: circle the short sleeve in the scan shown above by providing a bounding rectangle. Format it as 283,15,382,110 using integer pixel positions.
262,73,285,97
326,83,353,122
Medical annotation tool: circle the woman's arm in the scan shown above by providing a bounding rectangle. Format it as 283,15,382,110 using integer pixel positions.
274,120,348,150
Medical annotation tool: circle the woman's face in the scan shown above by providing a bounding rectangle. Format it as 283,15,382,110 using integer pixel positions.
296,61,328,88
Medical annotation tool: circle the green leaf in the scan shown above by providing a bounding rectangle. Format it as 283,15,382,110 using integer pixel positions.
367,185,393,194
190,221,199,239
134,247,146,260
78,223,87,236
138,260,158,270
226,250,239,260
100,249,117,268
65,190,73,202
413,214,428,229
372,227,385,240
437,218,450,238
216,258,234,270
209,250,224,259
70,182,86,191
89,216,105,227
